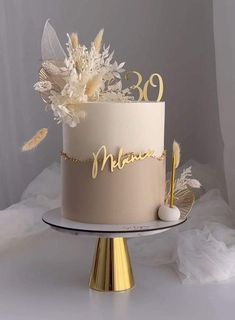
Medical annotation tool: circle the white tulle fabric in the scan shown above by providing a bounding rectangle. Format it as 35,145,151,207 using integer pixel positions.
130,183,235,283
177,223,235,283
0,163,60,250
1,160,235,284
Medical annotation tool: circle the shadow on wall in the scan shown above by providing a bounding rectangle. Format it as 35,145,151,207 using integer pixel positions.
0,0,227,209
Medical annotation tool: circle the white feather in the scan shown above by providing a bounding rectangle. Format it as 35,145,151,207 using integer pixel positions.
187,179,201,188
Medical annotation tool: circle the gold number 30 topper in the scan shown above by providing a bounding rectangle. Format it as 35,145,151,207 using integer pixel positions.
125,71,164,102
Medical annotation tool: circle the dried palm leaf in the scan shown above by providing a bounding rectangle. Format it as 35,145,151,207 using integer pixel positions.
41,20,66,61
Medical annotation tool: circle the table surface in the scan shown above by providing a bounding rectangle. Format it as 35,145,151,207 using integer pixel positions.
0,229,235,320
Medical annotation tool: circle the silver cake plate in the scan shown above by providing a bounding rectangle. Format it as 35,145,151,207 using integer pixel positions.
43,208,187,238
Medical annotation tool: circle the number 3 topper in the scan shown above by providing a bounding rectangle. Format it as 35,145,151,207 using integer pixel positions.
125,71,164,102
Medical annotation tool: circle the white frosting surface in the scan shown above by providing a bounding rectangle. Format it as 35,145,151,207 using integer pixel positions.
63,102,165,160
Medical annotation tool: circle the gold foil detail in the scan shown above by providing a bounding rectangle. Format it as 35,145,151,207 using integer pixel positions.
125,71,164,102
61,151,80,163
143,73,164,102
125,71,144,102
92,145,155,179
61,148,166,179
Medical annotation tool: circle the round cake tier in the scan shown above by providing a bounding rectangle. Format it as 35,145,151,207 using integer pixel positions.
62,156,166,224
63,101,165,160
61,101,165,224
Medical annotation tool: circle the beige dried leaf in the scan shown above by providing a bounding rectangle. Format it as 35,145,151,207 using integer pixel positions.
70,32,79,50
85,73,103,97
173,140,181,168
94,29,104,53
22,128,48,151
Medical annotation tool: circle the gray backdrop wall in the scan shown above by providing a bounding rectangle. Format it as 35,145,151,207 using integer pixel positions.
0,0,226,209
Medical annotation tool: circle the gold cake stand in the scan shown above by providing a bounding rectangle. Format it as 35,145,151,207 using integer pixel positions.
42,188,194,292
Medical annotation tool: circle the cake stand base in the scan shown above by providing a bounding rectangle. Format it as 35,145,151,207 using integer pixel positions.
89,237,134,292
42,204,193,292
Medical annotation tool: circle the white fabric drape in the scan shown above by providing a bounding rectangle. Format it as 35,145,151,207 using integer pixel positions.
213,0,235,211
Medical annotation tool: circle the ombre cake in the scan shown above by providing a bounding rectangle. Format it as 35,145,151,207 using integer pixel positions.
27,22,167,224
61,101,165,224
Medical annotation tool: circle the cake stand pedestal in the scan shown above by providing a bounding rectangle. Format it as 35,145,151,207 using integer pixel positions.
42,210,187,292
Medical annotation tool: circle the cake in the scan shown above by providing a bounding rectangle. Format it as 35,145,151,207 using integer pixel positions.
61,102,165,224
28,21,166,225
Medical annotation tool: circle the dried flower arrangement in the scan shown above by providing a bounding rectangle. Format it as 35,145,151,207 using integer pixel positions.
158,141,201,222
22,21,133,151
35,21,133,127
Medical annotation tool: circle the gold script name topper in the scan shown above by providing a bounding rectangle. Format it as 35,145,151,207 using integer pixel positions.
92,145,155,179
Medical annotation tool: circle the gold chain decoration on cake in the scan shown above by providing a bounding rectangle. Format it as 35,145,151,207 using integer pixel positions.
61,151,81,163
61,147,166,179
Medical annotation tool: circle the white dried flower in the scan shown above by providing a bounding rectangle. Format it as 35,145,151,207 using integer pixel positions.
187,179,201,189
166,166,202,202
42,61,61,75
51,104,86,127
174,167,202,192
108,81,122,92
34,81,52,92
35,25,133,127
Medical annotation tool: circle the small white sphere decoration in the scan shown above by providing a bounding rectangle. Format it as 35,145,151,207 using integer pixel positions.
158,205,181,221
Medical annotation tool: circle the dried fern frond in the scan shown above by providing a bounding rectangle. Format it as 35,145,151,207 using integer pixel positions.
85,73,103,97
70,32,79,50
22,128,48,151
94,29,104,53
173,140,181,168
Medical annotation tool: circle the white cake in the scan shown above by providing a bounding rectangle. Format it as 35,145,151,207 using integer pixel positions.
31,22,167,224
61,101,166,224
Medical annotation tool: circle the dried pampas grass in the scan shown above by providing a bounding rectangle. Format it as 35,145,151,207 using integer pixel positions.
22,128,48,151
70,32,79,50
85,73,103,97
94,29,104,53
169,140,181,207
173,140,181,168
